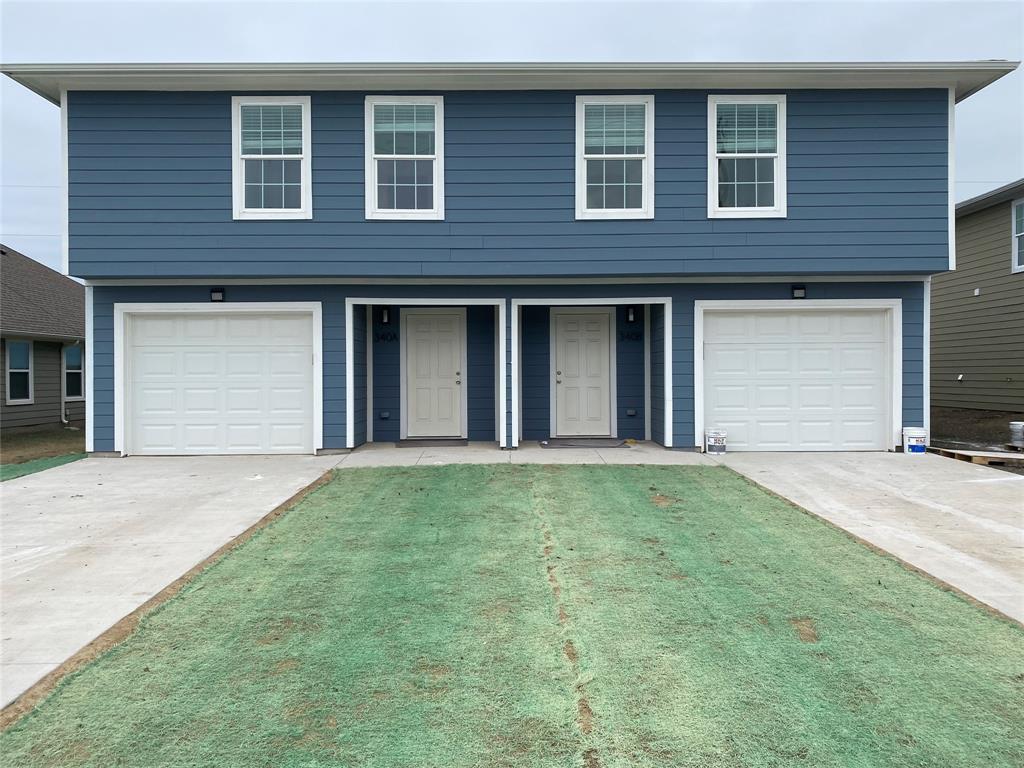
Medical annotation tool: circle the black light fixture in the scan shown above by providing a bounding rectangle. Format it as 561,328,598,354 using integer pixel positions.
791,284,806,299
210,287,225,302
381,308,390,324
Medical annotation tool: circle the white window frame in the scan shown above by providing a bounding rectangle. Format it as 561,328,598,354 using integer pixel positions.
62,342,85,402
575,94,655,220
1012,197,1024,274
5,339,34,405
707,94,787,219
231,95,312,221
365,95,445,221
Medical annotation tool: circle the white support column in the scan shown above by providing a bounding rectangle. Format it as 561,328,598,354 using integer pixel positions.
84,284,94,452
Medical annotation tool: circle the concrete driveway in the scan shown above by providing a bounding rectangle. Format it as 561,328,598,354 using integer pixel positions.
715,452,1024,623
0,455,340,707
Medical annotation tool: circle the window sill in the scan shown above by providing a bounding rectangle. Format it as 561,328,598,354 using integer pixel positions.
65,396,85,402
233,209,312,221
576,208,654,221
366,210,445,221
708,207,787,219
5,399,34,406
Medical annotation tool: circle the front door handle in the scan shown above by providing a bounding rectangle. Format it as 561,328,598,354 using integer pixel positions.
556,379,562,384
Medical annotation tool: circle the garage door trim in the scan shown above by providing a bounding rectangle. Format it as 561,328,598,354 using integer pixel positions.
113,302,323,455
693,299,902,450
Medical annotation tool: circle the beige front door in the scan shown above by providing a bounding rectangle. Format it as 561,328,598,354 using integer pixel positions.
403,309,466,438
552,309,613,437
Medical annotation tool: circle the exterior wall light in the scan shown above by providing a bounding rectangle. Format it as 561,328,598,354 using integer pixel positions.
210,287,225,302
791,285,806,299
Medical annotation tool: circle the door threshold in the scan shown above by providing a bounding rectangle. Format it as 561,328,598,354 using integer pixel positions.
541,438,627,448
396,438,469,448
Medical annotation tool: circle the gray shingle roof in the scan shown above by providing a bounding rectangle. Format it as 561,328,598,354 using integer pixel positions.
0,245,85,339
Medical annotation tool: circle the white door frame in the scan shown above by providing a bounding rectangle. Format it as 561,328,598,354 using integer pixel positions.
511,297,672,448
693,298,903,450
549,306,617,438
400,307,468,439
345,297,506,448
112,301,324,456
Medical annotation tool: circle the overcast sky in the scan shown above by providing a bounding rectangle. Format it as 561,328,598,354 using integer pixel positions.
2,0,1021,271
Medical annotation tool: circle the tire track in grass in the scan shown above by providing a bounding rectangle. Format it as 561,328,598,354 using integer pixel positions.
531,470,601,768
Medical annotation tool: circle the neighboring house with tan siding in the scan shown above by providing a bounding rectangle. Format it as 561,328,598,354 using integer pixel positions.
931,179,1024,412
1,245,86,430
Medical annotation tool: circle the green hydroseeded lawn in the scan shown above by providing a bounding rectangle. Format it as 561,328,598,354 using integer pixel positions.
1,464,1021,767
0,453,85,481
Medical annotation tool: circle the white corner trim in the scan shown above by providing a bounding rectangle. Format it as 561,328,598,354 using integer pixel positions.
345,298,505,448
231,95,313,221
85,285,94,451
4,339,35,406
948,87,956,271
707,94,787,219
693,298,903,450
498,300,507,448
643,305,652,441
113,301,323,455
574,94,655,220
364,94,445,221
923,278,931,435
60,88,69,276
366,304,373,443
511,297,672,448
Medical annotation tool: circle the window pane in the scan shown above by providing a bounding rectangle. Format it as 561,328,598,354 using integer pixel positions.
1017,234,1024,266
245,184,262,208
66,372,83,398
736,158,756,183
245,159,262,183
586,159,603,184
283,159,301,184
605,184,625,209
262,185,283,209
605,160,624,184
718,158,736,183
395,159,415,184
624,184,643,209
416,185,433,210
1016,203,1024,234
283,185,301,209
395,185,416,209
374,103,435,157
8,341,30,370
736,183,757,207
64,345,82,369
586,185,604,209
756,183,775,207
263,160,283,183
624,159,642,184
415,159,432,184
9,371,29,400
756,158,774,184
378,184,395,209
378,159,395,184
718,183,736,207
585,102,645,155
240,104,303,155
717,102,777,153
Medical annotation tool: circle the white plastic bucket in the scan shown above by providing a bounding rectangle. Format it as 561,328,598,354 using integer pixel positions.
705,429,727,454
1010,422,1024,446
902,427,928,454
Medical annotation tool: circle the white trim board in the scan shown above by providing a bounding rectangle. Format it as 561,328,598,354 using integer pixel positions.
922,278,931,436
399,307,468,439
948,87,956,271
345,297,506,448
85,285,94,452
111,301,324,456
693,298,903,450
548,306,618,438
60,88,69,276
511,297,672,448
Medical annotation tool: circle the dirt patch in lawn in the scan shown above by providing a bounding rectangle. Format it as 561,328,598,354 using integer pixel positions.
790,617,819,643
0,425,84,464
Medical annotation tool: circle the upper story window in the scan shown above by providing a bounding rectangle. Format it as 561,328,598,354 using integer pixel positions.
231,96,312,220
63,344,84,401
365,96,444,220
707,95,787,219
1013,198,1024,274
575,95,655,220
6,340,33,405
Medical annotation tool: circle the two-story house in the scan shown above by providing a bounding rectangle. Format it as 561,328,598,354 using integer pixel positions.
2,61,1016,456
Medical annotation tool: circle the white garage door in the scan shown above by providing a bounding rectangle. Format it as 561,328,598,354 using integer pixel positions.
703,308,891,451
128,312,315,455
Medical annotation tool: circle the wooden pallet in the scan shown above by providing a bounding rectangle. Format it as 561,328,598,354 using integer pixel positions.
928,446,1024,467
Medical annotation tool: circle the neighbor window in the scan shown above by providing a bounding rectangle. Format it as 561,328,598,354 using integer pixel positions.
708,95,787,218
575,95,654,219
1013,198,1024,273
232,96,312,220
365,96,444,220
5,340,32,405
63,344,84,401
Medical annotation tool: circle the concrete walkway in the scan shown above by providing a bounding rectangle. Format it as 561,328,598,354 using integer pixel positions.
0,454,340,707
715,452,1024,623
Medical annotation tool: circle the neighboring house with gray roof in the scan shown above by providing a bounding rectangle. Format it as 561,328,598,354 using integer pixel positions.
931,179,1024,412
1,245,86,430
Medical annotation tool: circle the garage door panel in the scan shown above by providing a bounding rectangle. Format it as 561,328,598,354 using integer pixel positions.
704,308,890,451
129,311,315,455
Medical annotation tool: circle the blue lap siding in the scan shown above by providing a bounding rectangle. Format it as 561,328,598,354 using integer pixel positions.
90,282,924,452
68,89,948,280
